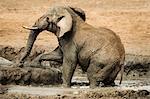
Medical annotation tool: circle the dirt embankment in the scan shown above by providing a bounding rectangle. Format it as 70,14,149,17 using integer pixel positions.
1,46,150,76
0,45,45,63
0,66,62,85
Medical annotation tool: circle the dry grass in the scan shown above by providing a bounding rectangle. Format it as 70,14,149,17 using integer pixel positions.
0,0,150,55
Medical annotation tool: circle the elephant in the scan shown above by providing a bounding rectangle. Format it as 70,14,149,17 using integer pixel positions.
16,5,125,88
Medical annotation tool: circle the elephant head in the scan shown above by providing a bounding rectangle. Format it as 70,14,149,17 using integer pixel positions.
19,6,86,66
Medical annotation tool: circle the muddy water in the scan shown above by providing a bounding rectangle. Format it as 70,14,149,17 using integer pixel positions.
8,77,150,96
117,80,150,91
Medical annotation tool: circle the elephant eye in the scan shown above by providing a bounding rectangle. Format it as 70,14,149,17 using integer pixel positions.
57,16,64,22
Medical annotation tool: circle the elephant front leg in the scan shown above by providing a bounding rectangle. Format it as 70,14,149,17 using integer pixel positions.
63,61,76,87
62,58,77,87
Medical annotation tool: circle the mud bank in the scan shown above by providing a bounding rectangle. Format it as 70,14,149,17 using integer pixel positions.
124,54,150,79
1,77,150,99
0,66,62,85
0,45,45,63
1,46,150,78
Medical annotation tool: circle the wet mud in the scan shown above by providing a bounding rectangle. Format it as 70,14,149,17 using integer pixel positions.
0,80,150,99
1,0,150,98
0,46,150,98
1,90,149,99
0,45,45,63
0,66,62,85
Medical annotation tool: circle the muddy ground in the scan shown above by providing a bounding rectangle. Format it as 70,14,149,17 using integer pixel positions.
0,79,150,99
0,0,150,99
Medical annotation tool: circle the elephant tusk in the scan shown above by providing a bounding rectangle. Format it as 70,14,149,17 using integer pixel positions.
22,26,39,30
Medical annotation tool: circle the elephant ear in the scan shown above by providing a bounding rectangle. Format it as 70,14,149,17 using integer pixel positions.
57,10,73,38
70,7,86,21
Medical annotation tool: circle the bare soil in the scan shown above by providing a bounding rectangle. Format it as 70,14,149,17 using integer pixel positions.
0,0,150,99
1,0,150,55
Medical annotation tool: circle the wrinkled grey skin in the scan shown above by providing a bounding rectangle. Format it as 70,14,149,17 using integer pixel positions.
17,6,125,88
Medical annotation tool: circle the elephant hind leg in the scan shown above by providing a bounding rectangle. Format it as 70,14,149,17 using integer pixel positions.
103,63,121,86
87,60,118,88
87,62,111,88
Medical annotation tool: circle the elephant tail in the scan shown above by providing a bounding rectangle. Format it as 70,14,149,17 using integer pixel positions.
119,54,125,85
119,64,124,84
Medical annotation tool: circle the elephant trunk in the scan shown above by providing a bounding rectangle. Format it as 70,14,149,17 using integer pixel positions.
19,30,40,63
18,20,58,67
47,22,59,36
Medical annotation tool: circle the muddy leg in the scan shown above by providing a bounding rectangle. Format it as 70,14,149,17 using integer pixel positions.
103,64,121,86
87,62,103,88
28,46,63,67
87,63,114,88
62,55,77,87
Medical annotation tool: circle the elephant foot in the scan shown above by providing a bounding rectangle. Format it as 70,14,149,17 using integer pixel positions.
62,79,71,88
103,81,116,87
62,83,71,88
90,84,97,88
90,80,114,88
98,82,105,87
89,80,100,88
90,81,105,88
